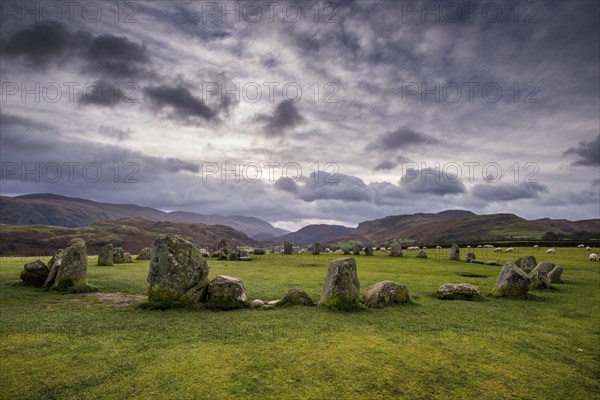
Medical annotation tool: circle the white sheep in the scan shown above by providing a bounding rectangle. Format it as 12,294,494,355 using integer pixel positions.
484,245,495,248
577,244,585,248
436,245,442,249
586,246,592,251
477,245,482,248
467,245,471,249
379,247,387,252
423,246,428,249
505,247,514,253
494,248,503,253
590,253,598,261
533,245,539,248
546,248,556,254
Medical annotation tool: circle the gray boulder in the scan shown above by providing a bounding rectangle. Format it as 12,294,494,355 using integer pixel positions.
52,238,88,290
436,283,482,301
136,247,152,260
515,255,538,273
205,275,248,310
363,281,410,308
97,244,114,266
147,234,210,304
319,258,361,310
490,262,530,298
548,265,563,283
529,264,552,290
123,252,133,263
416,249,427,259
279,288,315,306
465,252,476,262
228,252,239,261
389,244,403,257
112,247,128,263
449,244,460,261
313,242,320,255
352,243,361,256
534,262,555,275
364,246,373,256
20,260,49,286
249,299,265,309
283,241,293,255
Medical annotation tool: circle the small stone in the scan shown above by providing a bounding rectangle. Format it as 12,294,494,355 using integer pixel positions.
436,283,482,301
363,281,410,308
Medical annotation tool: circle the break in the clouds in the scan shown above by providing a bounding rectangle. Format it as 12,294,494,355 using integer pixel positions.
1,0,599,229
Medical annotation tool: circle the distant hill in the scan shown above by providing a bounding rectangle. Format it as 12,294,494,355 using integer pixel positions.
0,218,259,256
275,224,355,245
0,193,289,238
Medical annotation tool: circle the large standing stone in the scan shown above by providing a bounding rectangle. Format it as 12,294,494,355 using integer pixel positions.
279,288,315,306
319,258,361,310
465,252,476,262
52,238,88,290
352,243,361,256
529,264,552,290
364,245,373,256
283,241,293,255
136,247,152,260
205,275,248,310
436,283,482,300
217,238,228,255
449,244,460,260
548,265,563,283
515,255,538,273
363,281,410,308
490,262,530,298
389,244,403,257
147,234,210,304
20,260,49,286
416,249,427,259
313,242,320,255
97,244,114,266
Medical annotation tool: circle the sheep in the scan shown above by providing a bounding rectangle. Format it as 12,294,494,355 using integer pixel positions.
484,245,495,248
494,248,503,253
379,247,387,252
577,244,585,248
546,248,556,254
590,253,598,261
505,247,514,253
586,246,592,251
467,245,471,249
533,245,539,248
436,245,442,249
423,246,427,249
477,245,482,248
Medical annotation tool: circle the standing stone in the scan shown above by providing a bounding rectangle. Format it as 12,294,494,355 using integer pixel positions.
205,275,248,310
283,241,293,255
436,283,482,301
363,281,410,308
217,238,228,255
352,243,362,256
533,262,555,275
465,252,476,262
228,252,239,261
113,247,128,263
313,242,320,255
52,238,88,290
20,260,49,286
389,244,403,257
515,255,538,273
136,247,152,260
548,265,563,283
449,244,460,261
529,264,553,290
416,249,427,259
490,262,530,298
319,258,360,310
147,234,210,304
364,245,373,256
97,244,114,266
123,252,133,263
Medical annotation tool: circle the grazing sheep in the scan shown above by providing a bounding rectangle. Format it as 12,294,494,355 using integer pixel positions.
505,247,514,253
590,253,598,261
477,245,482,248
494,248,503,253
436,245,442,249
379,247,387,252
586,246,592,251
484,245,495,248
546,248,556,254
533,245,539,248
423,246,427,249
577,244,585,248
467,245,471,249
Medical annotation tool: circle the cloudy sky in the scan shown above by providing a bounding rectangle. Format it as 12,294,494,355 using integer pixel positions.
1,0,599,230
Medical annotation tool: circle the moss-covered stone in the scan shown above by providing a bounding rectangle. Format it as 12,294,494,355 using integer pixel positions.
97,244,114,266
490,262,530,298
364,280,410,308
319,258,361,311
205,275,248,310
436,283,483,301
20,260,49,286
52,238,88,290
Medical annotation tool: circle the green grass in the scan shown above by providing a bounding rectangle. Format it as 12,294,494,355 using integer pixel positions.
1,248,599,400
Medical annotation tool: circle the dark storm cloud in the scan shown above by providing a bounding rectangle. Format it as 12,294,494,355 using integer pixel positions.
144,84,216,121
400,168,466,196
0,113,59,151
78,80,126,108
471,182,548,202
563,134,600,167
84,34,151,78
274,177,299,194
1,21,151,78
274,172,371,203
374,156,413,171
368,127,441,152
254,100,305,137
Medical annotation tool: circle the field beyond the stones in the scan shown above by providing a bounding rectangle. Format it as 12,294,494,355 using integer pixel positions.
1,248,599,400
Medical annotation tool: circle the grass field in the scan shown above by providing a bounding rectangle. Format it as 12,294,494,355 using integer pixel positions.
1,247,599,400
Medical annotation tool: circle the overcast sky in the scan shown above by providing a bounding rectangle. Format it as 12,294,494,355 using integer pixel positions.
1,0,599,230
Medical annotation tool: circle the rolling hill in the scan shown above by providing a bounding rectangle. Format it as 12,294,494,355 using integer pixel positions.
0,193,288,238
275,224,355,245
